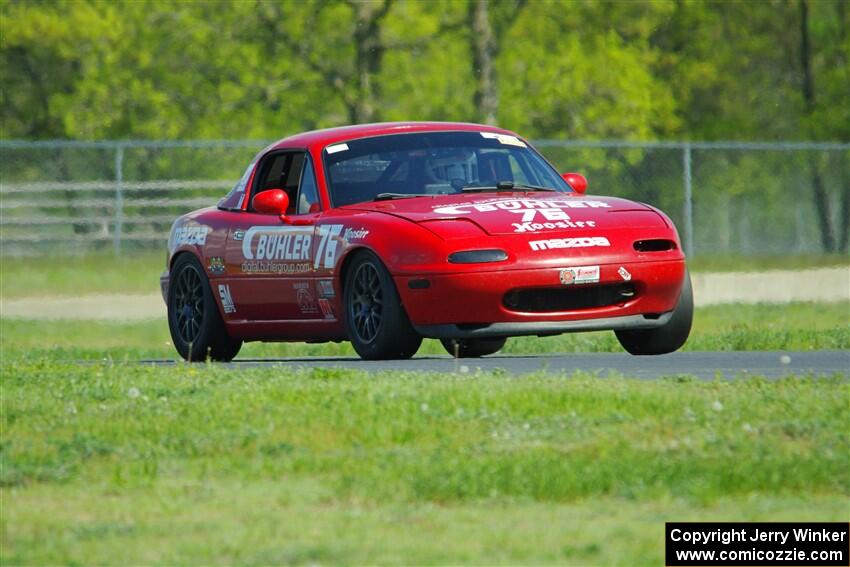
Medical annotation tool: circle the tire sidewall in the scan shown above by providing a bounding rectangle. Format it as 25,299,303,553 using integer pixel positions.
441,337,507,358
167,254,222,361
343,251,421,360
616,269,693,355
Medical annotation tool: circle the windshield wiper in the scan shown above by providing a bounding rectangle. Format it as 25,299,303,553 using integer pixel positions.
461,181,556,193
373,192,428,201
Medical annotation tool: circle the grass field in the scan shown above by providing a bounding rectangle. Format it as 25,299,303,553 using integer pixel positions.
1,254,848,564
2,362,847,564
1,301,847,361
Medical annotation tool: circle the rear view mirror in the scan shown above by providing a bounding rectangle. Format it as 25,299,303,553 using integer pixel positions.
562,172,588,194
252,189,289,215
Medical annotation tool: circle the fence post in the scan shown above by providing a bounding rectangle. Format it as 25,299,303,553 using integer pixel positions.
682,143,694,258
114,144,124,254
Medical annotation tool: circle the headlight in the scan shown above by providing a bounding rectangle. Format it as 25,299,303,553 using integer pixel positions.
447,249,508,264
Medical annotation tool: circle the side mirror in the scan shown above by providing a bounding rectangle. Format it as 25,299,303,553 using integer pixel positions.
562,172,588,194
252,189,289,215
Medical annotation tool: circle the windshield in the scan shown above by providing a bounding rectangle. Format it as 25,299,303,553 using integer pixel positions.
323,131,572,207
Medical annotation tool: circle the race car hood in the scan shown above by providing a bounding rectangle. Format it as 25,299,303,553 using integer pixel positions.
343,193,666,235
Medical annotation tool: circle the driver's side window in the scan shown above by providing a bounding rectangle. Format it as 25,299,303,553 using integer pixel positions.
251,151,320,215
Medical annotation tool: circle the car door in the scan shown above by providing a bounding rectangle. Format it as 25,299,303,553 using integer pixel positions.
222,150,323,321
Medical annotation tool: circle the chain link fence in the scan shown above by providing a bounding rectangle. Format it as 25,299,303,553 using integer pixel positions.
1,139,848,257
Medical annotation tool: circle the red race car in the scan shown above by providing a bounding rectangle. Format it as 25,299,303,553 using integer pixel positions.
162,122,692,361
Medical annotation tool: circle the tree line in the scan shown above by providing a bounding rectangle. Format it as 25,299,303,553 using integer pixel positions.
1,0,848,251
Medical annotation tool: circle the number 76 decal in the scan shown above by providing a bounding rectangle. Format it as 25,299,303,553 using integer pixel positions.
314,224,343,269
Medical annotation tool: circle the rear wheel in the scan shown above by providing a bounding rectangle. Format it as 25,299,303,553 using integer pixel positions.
440,337,507,358
167,254,242,362
615,270,693,355
344,251,422,360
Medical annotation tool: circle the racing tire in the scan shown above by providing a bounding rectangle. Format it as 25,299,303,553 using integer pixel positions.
167,254,243,362
440,337,507,358
344,251,422,360
615,270,693,355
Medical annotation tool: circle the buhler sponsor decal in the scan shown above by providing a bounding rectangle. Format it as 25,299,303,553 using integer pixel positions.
432,198,611,215
238,224,350,273
240,226,313,274
242,227,312,261
432,198,609,233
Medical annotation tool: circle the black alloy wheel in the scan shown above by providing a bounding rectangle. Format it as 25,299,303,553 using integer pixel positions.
349,261,383,344
173,263,205,345
344,251,422,360
167,254,242,362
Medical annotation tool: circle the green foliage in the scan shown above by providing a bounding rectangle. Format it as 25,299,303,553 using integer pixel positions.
1,0,847,253
3,0,846,142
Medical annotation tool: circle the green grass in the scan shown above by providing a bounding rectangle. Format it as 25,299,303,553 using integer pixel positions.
2,361,848,564
1,252,847,299
1,255,847,563
0,252,165,298
686,253,849,273
1,302,846,361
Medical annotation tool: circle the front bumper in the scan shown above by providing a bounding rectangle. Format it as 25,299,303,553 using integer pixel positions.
414,312,673,339
396,259,685,336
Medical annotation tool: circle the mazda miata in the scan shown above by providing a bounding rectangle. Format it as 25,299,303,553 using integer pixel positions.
162,122,692,361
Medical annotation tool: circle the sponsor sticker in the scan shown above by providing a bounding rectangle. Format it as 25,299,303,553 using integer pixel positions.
294,282,318,314
432,198,609,233
433,198,610,215
218,284,236,313
343,227,369,240
237,223,351,274
326,143,349,154
513,219,597,233
314,224,344,269
480,132,527,147
317,279,335,298
241,226,313,274
318,298,334,319
560,266,600,285
208,256,225,274
618,266,632,281
233,162,255,193
529,236,611,251
172,225,209,246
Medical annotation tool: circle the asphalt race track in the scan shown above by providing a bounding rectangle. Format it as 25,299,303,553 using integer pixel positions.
142,351,850,379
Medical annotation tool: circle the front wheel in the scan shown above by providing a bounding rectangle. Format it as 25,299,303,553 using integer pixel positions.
344,251,422,360
615,270,693,355
167,254,242,362
440,337,507,358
